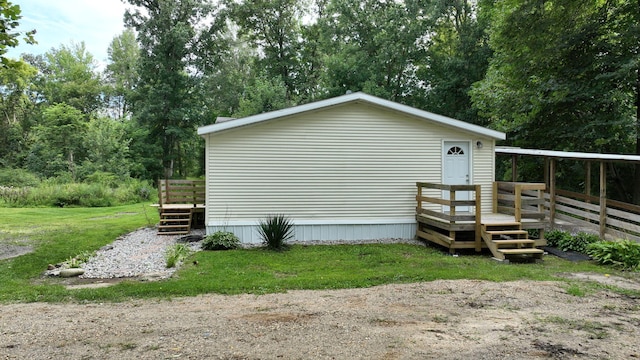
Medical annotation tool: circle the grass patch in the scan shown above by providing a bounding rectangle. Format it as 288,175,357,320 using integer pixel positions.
1,206,638,303
0,204,157,302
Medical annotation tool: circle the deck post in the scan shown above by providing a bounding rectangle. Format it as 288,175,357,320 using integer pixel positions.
475,185,482,252
492,182,498,213
514,184,522,223
585,161,591,202
511,154,518,181
599,161,607,238
549,159,556,228
416,183,422,212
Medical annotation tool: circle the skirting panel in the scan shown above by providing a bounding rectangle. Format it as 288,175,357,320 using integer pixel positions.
206,221,417,244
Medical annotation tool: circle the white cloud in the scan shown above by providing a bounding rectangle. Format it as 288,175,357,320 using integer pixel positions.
7,0,131,68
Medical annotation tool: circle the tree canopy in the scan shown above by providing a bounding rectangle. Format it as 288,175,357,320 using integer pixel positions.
0,0,639,204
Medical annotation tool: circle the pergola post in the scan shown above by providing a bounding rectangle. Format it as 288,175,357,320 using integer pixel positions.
585,161,591,201
599,161,607,238
511,154,518,181
549,159,556,228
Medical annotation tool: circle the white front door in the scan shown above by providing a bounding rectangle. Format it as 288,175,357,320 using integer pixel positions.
443,141,470,212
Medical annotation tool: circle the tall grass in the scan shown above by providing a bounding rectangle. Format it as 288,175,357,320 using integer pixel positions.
0,177,155,207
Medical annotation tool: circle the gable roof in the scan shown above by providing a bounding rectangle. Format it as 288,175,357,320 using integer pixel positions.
197,92,506,140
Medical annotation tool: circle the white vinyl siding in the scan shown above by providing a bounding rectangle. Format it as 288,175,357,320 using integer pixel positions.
204,103,495,241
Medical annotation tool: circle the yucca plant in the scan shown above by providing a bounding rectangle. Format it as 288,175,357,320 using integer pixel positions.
257,214,294,251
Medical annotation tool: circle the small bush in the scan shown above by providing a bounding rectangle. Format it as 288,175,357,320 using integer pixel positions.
202,231,240,250
559,231,601,253
587,240,640,270
0,168,39,187
545,229,572,248
257,214,294,251
165,244,193,268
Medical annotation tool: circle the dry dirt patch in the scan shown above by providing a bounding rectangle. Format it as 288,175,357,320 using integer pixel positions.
1,280,639,359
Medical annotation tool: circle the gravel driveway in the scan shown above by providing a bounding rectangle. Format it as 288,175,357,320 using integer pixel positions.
2,279,640,359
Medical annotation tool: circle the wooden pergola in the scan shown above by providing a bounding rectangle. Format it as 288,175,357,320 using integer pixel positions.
496,147,640,239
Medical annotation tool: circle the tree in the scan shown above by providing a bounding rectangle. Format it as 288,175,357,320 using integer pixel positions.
415,0,492,124
105,29,139,119
37,43,104,114
28,103,86,178
225,0,306,99
0,0,36,68
315,0,427,102
124,0,214,179
0,59,37,167
471,0,639,202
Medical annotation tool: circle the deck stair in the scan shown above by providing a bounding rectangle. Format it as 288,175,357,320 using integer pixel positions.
158,208,193,235
481,221,543,261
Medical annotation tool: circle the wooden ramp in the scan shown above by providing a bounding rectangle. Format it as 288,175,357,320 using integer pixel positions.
481,216,543,261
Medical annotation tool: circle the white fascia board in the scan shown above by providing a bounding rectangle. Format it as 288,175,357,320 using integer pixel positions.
496,147,640,162
197,92,506,140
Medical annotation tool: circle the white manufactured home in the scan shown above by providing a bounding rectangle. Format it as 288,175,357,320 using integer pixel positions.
197,92,506,244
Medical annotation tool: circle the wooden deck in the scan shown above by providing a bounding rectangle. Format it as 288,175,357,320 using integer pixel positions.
416,182,547,261
154,180,205,235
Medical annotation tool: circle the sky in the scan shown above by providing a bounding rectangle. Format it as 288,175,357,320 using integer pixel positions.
7,0,131,68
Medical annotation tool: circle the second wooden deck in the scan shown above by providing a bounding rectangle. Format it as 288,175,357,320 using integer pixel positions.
416,182,547,260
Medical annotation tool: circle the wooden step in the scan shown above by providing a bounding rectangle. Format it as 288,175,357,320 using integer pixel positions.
158,224,191,229
498,248,544,255
484,230,528,236
492,239,535,246
159,219,191,223
483,221,521,227
161,213,192,217
157,231,190,235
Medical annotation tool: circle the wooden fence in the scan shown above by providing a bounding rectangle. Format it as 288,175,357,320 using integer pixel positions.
158,179,205,206
545,189,640,242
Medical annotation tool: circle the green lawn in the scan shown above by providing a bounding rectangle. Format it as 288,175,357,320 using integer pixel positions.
0,205,636,303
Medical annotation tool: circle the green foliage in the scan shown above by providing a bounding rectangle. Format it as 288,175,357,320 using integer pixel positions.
105,29,139,119
124,0,214,179
558,232,601,254
545,229,573,248
0,1,36,67
39,42,104,114
257,214,294,251
587,240,640,270
202,231,240,251
165,243,192,268
0,175,154,207
0,168,39,187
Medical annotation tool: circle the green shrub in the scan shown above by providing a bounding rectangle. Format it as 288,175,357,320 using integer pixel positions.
202,231,241,250
559,231,601,253
0,168,39,187
257,214,294,251
587,240,640,270
0,175,155,208
165,244,193,268
545,229,572,248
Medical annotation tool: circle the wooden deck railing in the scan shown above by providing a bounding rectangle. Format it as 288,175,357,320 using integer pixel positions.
493,182,546,223
416,182,482,224
158,179,205,207
546,189,640,241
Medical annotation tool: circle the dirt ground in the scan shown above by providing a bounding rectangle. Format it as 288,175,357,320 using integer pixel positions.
1,278,640,359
